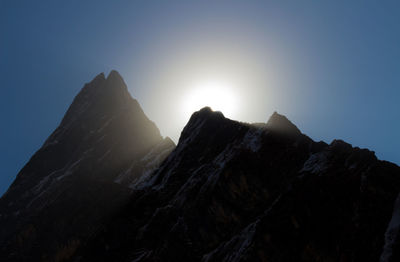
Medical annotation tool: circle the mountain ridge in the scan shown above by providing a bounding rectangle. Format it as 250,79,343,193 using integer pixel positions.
74,103,400,262
1,71,400,262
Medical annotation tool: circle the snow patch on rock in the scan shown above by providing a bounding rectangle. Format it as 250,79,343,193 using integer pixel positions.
380,192,400,262
242,128,264,152
301,152,329,174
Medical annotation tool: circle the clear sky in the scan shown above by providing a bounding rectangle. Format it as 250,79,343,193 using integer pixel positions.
1,0,400,195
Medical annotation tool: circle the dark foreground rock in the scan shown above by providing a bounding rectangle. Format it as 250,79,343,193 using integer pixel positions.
74,107,400,262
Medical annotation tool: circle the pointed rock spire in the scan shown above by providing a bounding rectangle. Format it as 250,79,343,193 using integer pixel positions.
59,70,134,127
0,71,174,261
266,111,301,136
106,70,127,90
44,70,162,157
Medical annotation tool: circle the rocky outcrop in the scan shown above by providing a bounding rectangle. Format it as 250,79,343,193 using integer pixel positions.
74,108,400,261
0,71,175,261
1,71,399,262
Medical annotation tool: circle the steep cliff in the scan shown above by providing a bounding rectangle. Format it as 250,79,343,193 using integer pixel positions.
0,71,175,261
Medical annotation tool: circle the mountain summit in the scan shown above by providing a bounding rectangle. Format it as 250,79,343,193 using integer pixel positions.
266,111,301,136
0,71,175,261
1,72,400,262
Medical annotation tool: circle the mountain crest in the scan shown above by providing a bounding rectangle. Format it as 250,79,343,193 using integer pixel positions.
0,71,175,261
106,70,127,90
1,71,400,262
59,70,134,127
195,106,225,119
92,72,106,81
266,111,301,136
178,107,227,144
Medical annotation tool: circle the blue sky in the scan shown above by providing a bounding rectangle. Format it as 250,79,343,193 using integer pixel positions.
1,0,399,195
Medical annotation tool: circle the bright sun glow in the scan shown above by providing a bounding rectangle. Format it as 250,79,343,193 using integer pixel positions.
183,80,237,120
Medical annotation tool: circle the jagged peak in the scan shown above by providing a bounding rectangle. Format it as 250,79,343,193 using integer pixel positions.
106,70,128,90
185,107,226,129
107,70,122,81
80,70,130,100
177,107,228,144
266,111,301,136
187,107,226,128
83,70,126,93
195,107,225,119
81,72,106,89
93,72,106,81
59,71,136,128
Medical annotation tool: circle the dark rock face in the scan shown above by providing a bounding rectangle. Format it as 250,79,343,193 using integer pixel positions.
2,71,400,262
0,71,175,261
73,108,400,262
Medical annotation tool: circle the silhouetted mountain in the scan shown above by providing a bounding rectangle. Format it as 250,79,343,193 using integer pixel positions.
1,72,400,262
0,71,175,261
73,108,400,262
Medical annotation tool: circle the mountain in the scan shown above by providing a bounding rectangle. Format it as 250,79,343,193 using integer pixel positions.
2,71,400,262
74,108,400,262
0,71,175,261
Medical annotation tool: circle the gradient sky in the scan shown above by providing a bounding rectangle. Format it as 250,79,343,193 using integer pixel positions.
1,0,400,195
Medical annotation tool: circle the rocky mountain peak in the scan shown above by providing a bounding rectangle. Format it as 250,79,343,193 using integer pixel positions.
193,106,225,119
178,107,227,144
58,70,134,127
266,111,301,136
0,71,176,261
92,71,106,82
106,70,126,89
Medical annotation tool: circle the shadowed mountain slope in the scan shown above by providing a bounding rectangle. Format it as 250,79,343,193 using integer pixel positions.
0,71,175,261
1,71,400,262
74,107,400,262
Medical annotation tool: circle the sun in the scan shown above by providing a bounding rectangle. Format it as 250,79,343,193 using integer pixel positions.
183,80,237,120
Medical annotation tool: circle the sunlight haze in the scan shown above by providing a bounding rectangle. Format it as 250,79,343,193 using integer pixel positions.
1,0,400,195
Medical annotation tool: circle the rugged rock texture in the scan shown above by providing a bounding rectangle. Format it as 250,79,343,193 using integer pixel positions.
1,71,400,262
74,107,400,262
0,71,175,261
